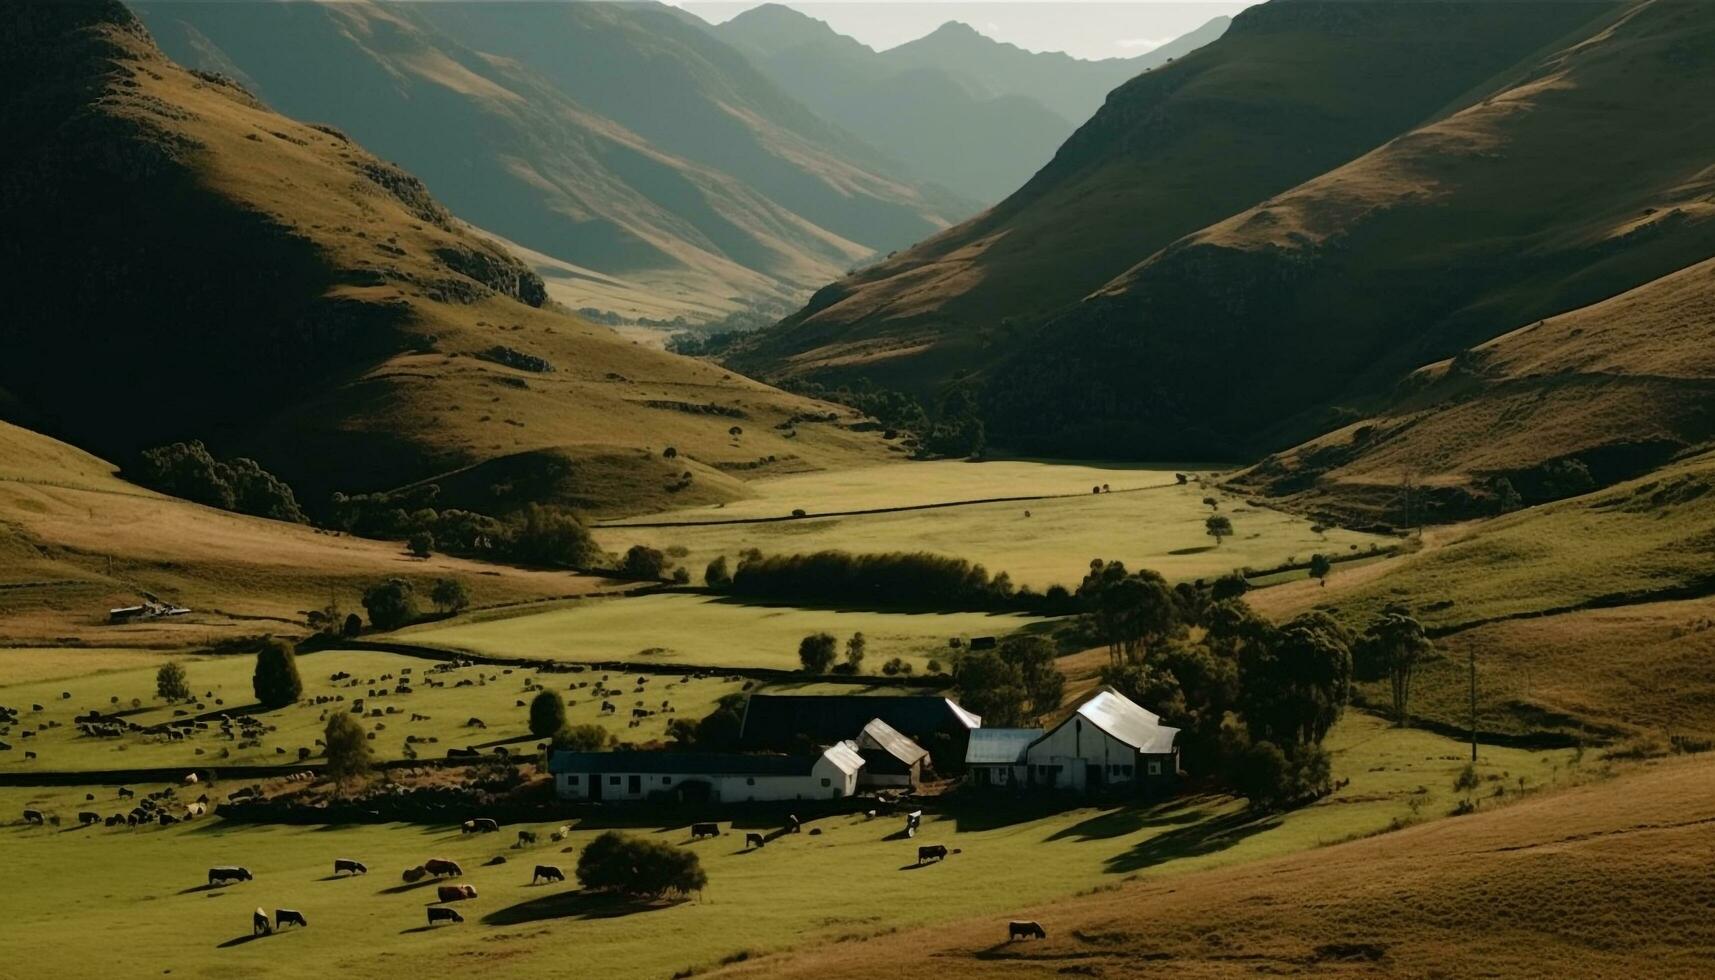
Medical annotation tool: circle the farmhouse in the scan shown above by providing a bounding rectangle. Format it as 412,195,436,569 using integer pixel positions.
740,694,981,770
549,743,864,803
851,718,930,789
965,688,1179,796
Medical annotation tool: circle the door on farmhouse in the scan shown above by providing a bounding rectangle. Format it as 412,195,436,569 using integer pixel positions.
1085,764,1103,791
628,774,642,795
589,775,603,802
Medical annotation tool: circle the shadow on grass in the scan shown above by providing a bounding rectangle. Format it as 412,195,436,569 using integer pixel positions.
1104,807,1281,874
179,882,237,895
216,934,268,948
1043,795,1222,843
1168,545,1216,556
378,878,443,896
481,889,677,926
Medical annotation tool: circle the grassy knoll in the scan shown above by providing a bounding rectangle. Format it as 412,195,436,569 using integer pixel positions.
734,752,1715,980
0,713,1572,979
596,462,1387,591
396,594,1043,673
0,649,744,774
0,647,182,687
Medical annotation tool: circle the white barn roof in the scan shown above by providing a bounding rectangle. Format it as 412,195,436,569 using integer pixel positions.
857,717,930,767
822,740,866,776
1056,688,1179,754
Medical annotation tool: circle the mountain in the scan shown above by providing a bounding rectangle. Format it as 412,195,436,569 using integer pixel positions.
714,5,1230,202
0,0,893,520
131,0,974,321
737,0,1715,468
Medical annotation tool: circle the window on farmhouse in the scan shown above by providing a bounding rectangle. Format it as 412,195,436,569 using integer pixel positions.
662,776,671,785
746,777,755,786
821,777,831,787
1147,761,1162,776
608,775,620,786
567,775,580,785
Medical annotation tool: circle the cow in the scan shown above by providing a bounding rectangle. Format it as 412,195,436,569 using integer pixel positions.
427,907,463,926
209,866,253,886
24,751,37,761
1009,920,1047,941
745,833,765,850
437,884,477,903
334,858,367,876
690,822,719,840
78,811,100,825
516,830,538,846
532,865,564,884
22,808,44,825
465,717,486,729
118,787,134,799
158,812,180,826
275,909,307,930
424,858,463,878
184,803,206,818
253,908,272,936
462,817,499,834
183,772,199,785
916,844,948,865
401,865,428,883
785,814,801,834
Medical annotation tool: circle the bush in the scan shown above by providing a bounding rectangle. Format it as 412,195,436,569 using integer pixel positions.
362,578,419,631
155,662,191,702
671,566,691,585
731,550,1013,609
704,555,732,588
131,441,306,523
798,632,837,673
845,632,867,671
577,830,706,898
430,578,470,614
323,712,373,783
622,544,667,579
529,690,568,739
342,612,363,637
552,723,612,752
407,530,435,558
252,636,303,708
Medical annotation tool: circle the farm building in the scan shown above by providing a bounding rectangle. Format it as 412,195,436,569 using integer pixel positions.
852,718,930,789
548,743,864,803
963,688,1180,797
739,694,981,770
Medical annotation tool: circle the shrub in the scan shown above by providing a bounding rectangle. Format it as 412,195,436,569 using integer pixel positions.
622,545,668,579
324,712,373,783
407,530,435,558
362,578,419,631
704,555,732,588
577,830,706,898
731,550,1009,609
845,632,867,671
671,566,691,585
529,690,568,739
131,441,306,523
552,723,612,752
430,577,470,614
798,632,838,674
252,636,303,708
342,612,362,637
155,662,191,702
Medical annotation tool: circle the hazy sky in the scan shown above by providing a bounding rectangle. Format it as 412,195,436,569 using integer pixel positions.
675,1,1257,60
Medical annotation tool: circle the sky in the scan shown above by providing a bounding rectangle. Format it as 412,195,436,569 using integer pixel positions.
675,1,1257,60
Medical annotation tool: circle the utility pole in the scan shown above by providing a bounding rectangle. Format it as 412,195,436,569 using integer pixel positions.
1469,648,1479,763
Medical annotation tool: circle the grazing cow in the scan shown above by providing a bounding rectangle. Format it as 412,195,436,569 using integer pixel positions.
745,833,765,850
690,822,719,840
424,858,463,878
916,844,948,865
253,908,272,936
78,811,100,825
183,772,199,785
24,751,36,761
516,830,538,846
532,865,564,884
427,907,463,926
334,858,367,876
437,884,477,902
274,909,307,930
158,812,180,826
118,787,134,799
1009,920,1046,941
23,808,44,825
184,803,207,818
471,818,500,834
465,717,486,729
209,866,254,886
401,866,428,883
785,814,801,834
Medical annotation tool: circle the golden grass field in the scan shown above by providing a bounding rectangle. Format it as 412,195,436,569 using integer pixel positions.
596,461,1388,591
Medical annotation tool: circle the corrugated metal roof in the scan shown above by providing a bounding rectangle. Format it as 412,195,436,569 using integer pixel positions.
965,728,1042,765
857,717,929,766
822,740,866,776
1072,689,1179,754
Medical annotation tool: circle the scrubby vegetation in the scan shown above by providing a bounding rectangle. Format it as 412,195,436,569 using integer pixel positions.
727,550,1042,610
252,636,303,708
577,830,706,899
131,440,307,522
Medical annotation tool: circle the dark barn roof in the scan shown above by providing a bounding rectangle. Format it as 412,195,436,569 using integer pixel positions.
548,751,817,777
739,695,981,750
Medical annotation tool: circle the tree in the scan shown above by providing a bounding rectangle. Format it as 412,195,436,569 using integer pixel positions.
1079,562,1179,666
1239,612,1352,747
155,661,191,702
1205,514,1234,546
845,632,867,671
526,690,569,739
342,612,363,637
662,446,677,459
704,555,732,588
798,632,838,674
1210,571,1250,602
998,634,1065,717
577,830,706,898
621,544,667,579
953,651,1029,727
665,694,745,751
509,504,600,567
430,577,470,614
407,530,434,558
1359,613,1435,726
252,636,303,708
552,723,612,752
323,712,372,784
362,578,418,631
1308,553,1332,587
1202,496,1218,510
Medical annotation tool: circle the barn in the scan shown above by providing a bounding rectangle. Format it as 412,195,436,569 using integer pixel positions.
739,694,981,771
852,718,931,789
963,688,1180,797
548,744,864,803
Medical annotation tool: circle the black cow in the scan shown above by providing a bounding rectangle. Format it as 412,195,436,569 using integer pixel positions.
22,808,43,825
427,907,463,926
253,908,272,936
275,909,307,930
785,814,801,834
78,811,100,825
516,830,538,846
118,787,134,799
1009,920,1046,941
532,865,564,884
209,866,253,886
690,822,719,839
158,812,179,826
462,817,499,834
334,858,367,876
916,844,948,865
745,833,765,850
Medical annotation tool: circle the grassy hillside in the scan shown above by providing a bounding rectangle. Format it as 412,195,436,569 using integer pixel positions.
0,1,894,516
135,0,971,319
725,752,1715,979
733,0,1621,396
0,422,601,646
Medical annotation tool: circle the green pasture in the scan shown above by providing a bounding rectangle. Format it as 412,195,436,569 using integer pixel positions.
397,593,1043,673
0,713,1576,979
0,648,745,773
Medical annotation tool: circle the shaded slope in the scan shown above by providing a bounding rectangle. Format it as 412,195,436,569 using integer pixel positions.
0,0,892,515
736,0,1621,394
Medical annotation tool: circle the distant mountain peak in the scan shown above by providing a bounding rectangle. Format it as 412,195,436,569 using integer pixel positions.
721,1,843,50
922,20,990,45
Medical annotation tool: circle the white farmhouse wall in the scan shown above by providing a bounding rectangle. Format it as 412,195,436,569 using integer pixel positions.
1024,718,1139,791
